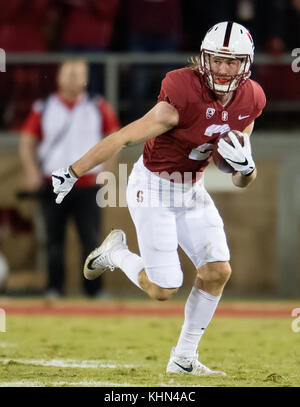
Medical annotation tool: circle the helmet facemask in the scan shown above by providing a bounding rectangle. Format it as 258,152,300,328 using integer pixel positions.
199,50,252,95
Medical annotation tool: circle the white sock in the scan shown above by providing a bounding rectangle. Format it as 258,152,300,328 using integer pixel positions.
110,248,144,289
175,285,221,357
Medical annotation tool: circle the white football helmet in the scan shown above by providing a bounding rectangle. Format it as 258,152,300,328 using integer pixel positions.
200,21,254,94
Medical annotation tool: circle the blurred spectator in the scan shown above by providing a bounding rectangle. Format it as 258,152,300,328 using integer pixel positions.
0,0,50,52
43,1,71,51
19,60,120,298
62,0,119,50
0,65,57,131
181,0,288,55
60,0,119,95
124,0,182,119
251,0,300,102
181,0,236,52
126,0,182,52
286,0,300,50
253,0,287,54
0,0,57,131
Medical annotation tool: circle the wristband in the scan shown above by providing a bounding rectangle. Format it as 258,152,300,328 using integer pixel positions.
69,165,79,179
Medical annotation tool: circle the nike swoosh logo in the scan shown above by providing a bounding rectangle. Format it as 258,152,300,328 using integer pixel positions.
238,114,250,120
174,361,193,373
226,157,248,166
52,175,65,184
87,255,101,270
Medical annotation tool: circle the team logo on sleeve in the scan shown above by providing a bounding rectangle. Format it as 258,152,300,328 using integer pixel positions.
206,108,215,119
222,111,228,121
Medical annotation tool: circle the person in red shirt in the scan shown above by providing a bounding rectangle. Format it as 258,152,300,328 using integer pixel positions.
19,59,120,299
62,0,119,50
0,0,50,52
51,23,266,375
124,0,182,120
0,0,55,130
61,0,119,95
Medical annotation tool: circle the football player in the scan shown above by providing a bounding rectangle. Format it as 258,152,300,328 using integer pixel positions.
52,21,266,375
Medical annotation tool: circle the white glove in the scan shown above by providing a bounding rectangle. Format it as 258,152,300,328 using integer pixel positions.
217,131,255,175
52,167,78,204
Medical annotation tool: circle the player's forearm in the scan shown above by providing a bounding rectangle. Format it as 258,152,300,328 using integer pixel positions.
19,134,40,174
232,167,257,188
70,107,176,178
70,119,148,177
70,131,123,177
101,152,118,173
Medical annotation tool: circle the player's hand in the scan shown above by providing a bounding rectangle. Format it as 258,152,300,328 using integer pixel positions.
217,131,255,175
52,167,78,204
24,168,43,192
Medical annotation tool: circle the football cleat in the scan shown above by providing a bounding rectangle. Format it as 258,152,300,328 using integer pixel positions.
83,229,127,280
166,347,226,376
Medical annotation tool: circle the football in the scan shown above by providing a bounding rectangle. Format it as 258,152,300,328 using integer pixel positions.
212,131,245,173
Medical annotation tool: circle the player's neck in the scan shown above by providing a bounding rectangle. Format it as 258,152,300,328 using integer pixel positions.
58,90,82,104
215,91,234,107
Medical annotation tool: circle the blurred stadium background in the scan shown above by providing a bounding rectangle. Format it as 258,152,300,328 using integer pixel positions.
1,0,300,390
0,0,300,301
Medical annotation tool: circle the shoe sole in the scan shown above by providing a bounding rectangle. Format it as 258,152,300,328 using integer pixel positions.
166,362,226,376
83,229,126,280
166,367,226,376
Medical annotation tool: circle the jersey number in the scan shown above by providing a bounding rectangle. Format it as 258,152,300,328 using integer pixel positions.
188,124,230,161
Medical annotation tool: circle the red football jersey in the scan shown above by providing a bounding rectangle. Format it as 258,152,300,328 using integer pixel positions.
143,68,266,182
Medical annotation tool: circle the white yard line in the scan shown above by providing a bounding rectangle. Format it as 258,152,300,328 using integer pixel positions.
0,358,137,369
0,358,208,387
0,380,206,387
0,380,143,387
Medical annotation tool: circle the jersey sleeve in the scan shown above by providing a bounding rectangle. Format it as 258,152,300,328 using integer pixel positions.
157,70,188,127
252,81,266,119
98,98,120,137
21,100,44,141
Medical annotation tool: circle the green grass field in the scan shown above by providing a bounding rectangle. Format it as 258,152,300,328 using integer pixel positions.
0,304,299,387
